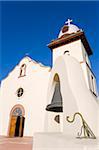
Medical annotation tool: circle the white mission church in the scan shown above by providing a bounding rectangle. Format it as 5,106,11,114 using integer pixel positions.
0,19,99,141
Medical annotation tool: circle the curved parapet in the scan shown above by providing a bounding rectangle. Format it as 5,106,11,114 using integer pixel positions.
45,55,99,137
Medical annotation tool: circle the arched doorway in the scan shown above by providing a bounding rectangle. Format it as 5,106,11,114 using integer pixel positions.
8,105,25,137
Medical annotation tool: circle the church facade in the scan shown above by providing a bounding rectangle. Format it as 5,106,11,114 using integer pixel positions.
0,57,51,137
0,19,98,138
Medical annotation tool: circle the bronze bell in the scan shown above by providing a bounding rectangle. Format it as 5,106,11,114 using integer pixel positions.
46,82,63,112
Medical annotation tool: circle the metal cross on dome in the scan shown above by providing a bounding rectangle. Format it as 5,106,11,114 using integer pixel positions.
65,19,73,26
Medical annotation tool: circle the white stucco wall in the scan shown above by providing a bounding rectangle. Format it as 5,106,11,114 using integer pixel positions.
80,63,89,89
45,55,99,137
0,57,51,136
81,62,98,96
81,42,91,67
33,55,99,150
52,40,97,96
53,40,84,65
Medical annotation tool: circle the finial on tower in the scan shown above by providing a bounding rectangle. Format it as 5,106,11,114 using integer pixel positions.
65,19,73,26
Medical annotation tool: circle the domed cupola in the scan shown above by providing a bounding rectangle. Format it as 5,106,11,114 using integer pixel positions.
58,19,81,38
48,18,93,65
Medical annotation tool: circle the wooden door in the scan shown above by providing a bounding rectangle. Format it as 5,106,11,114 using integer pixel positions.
9,116,25,137
9,116,17,137
19,116,25,137
15,116,20,137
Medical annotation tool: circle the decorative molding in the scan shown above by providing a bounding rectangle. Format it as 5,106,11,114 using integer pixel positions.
66,112,96,139
48,31,93,56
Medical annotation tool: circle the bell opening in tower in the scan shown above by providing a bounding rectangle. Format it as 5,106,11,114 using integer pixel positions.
46,74,63,113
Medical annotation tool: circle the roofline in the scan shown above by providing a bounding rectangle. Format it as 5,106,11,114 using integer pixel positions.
48,31,93,56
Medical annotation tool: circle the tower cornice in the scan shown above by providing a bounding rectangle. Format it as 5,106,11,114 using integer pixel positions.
48,31,93,56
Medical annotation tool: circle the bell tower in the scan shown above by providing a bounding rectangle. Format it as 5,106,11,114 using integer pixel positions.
48,19,98,97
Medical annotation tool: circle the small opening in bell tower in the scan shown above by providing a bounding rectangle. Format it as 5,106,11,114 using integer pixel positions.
64,50,70,55
46,74,63,113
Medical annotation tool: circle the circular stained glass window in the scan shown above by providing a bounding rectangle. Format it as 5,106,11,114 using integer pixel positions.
17,88,24,97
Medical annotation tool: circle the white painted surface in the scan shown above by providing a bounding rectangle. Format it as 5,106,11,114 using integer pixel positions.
45,55,99,136
81,43,91,67
33,133,99,150
0,57,51,136
52,39,97,96
53,40,84,65
33,55,99,150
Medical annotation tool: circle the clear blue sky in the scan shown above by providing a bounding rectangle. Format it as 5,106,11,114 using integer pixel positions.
1,1,99,91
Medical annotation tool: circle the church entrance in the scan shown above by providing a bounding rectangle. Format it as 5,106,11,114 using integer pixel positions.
9,105,25,137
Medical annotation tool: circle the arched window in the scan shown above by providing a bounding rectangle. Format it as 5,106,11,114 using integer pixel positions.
19,64,26,77
64,50,70,55
10,105,25,117
12,107,23,116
